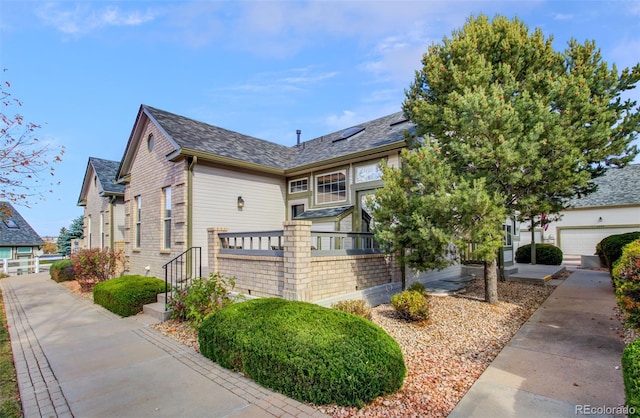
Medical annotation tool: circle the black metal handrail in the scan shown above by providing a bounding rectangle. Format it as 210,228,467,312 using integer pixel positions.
162,247,202,309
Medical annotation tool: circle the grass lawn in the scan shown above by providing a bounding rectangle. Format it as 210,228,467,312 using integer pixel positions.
0,286,22,418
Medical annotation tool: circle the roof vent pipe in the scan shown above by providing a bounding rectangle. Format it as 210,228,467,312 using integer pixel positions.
296,129,301,145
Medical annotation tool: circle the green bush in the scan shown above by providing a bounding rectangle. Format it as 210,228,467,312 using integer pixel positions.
71,248,125,291
93,275,164,317
407,281,428,295
612,240,640,328
391,290,429,322
168,273,238,328
515,243,563,265
331,299,372,320
623,338,640,417
199,298,406,407
49,259,75,282
596,232,640,271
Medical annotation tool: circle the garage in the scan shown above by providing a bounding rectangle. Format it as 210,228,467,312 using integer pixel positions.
558,227,640,256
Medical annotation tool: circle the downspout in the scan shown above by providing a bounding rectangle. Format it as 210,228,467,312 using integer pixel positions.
187,156,197,250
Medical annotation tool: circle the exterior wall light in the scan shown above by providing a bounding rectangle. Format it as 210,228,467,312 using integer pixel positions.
237,196,245,209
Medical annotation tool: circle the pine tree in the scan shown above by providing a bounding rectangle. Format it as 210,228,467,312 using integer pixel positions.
379,14,639,302
372,145,506,302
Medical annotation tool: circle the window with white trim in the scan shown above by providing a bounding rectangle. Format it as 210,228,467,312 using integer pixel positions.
291,204,305,219
100,212,105,248
355,163,382,183
503,224,513,246
162,187,171,250
289,178,308,194
134,196,141,248
88,215,92,249
316,171,347,204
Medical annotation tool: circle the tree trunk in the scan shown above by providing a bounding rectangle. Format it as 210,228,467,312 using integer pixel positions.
530,218,537,265
400,247,406,290
484,258,499,304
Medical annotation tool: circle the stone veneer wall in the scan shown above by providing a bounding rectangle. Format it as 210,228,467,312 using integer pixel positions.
309,254,397,301
217,255,284,298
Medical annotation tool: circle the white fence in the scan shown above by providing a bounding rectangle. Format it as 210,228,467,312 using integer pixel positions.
1,254,64,276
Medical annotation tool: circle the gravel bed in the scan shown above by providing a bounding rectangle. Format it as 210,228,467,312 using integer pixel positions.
152,277,559,417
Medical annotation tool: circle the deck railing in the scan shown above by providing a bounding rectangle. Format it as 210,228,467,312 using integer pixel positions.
218,230,380,257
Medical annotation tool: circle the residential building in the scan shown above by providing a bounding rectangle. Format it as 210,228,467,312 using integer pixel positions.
77,157,126,252
113,105,409,280
0,201,45,261
519,163,640,257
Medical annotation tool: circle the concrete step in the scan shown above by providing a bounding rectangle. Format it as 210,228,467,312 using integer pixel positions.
156,292,172,305
142,302,172,321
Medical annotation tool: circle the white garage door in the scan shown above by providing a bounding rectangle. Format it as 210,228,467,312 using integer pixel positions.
560,227,640,256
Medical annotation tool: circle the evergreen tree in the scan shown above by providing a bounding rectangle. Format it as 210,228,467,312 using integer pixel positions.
56,216,84,255
372,145,506,302
380,14,639,302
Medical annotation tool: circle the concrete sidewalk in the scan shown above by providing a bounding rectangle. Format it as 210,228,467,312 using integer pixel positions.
449,268,628,418
1,273,328,418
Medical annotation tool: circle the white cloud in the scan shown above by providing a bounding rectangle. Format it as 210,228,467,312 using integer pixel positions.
552,13,573,21
610,39,640,70
214,67,339,95
325,110,359,129
36,3,155,35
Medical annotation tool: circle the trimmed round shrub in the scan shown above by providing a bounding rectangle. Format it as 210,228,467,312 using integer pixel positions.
622,338,640,417
331,299,372,320
93,275,164,317
391,290,429,322
198,298,406,407
596,232,640,271
515,244,563,265
49,259,75,282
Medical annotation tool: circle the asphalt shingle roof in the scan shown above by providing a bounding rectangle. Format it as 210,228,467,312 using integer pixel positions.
294,205,353,220
0,202,45,246
289,112,412,168
144,106,293,169
90,157,125,195
568,164,640,208
143,105,410,170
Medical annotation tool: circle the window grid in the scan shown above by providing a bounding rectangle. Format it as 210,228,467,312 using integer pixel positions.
135,196,141,248
289,178,308,194
163,187,172,250
316,171,347,204
100,213,105,248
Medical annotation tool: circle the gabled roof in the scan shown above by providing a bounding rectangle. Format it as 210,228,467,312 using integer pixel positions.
568,164,640,208
0,201,45,247
144,105,294,169
116,105,410,181
78,157,125,206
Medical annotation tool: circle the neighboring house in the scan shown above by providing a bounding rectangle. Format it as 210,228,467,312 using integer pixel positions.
0,201,45,260
77,157,126,252
113,105,408,279
519,163,640,257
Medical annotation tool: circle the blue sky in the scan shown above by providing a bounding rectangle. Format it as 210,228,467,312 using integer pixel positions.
1,0,639,237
